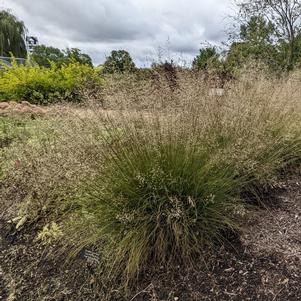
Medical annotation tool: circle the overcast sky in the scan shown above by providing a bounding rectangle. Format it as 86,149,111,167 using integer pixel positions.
1,0,235,66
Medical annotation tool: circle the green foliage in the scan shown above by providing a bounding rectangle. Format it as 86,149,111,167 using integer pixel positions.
0,61,102,104
0,115,42,179
226,16,280,74
277,34,301,69
0,116,23,149
226,42,278,74
64,48,93,67
32,45,93,68
0,10,27,57
0,116,19,178
103,50,136,73
192,47,221,70
31,45,65,68
235,0,301,70
240,16,275,44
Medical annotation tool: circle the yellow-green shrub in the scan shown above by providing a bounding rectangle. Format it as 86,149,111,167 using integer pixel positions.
0,61,102,104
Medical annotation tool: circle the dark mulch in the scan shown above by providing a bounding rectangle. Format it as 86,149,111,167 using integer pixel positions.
0,180,300,301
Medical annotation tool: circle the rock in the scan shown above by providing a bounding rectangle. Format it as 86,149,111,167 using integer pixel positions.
20,100,32,106
0,102,9,110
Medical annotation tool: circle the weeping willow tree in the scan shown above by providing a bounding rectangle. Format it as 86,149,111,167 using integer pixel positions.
0,10,27,58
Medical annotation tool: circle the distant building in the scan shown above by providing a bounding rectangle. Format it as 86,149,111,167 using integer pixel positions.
26,36,39,53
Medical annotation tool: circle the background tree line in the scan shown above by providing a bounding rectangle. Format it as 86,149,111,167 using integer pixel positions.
1,0,301,75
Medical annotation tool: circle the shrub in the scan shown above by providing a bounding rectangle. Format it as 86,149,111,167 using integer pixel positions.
0,60,102,104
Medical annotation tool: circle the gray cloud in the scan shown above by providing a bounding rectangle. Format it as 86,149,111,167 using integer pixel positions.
2,0,233,66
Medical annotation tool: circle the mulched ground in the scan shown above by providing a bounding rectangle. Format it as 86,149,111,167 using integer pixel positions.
0,180,300,301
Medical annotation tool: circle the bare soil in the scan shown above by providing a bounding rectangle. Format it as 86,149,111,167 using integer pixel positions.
0,179,300,301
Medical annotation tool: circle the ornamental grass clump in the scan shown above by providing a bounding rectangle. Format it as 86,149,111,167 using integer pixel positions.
69,113,244,283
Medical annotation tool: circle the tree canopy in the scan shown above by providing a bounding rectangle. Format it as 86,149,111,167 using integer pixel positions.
226,15,279,71
64,48,93,67
103,50,136,73
32,45,93,67
236,0,301,69
31,45,65,67
0,10,27,58
192,47,221,70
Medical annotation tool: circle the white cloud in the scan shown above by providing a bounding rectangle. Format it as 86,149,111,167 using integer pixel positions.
2,0,233,66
